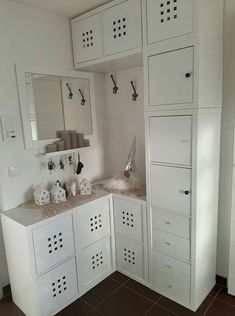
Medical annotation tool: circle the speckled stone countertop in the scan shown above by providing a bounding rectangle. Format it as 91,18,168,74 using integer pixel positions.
1,184,146,227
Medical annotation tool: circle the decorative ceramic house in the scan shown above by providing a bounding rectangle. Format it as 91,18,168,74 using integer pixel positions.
50,181,66,204
79,178,91,195
33,184,50,206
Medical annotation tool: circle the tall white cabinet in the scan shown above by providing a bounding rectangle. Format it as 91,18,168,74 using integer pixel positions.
143,0,223,311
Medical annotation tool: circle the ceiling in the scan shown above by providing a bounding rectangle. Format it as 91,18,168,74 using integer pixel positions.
12,0,112,18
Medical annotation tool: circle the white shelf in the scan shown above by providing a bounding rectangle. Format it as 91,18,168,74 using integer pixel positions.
45,146,93,157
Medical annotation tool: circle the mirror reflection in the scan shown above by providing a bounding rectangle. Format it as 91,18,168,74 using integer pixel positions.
25,73,92,141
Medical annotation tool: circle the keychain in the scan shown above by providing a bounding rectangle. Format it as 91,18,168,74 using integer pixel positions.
48,159,55,174
59,158,65,171
68,155,73,166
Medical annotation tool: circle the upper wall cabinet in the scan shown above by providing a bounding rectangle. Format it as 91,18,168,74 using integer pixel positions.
146,0,193,45
71,0,142,72
72,14,103,64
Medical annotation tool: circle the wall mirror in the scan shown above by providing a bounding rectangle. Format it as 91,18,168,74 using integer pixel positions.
16,64,96,149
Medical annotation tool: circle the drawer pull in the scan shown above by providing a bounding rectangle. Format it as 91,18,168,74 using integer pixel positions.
164,221,171,225
165,241,171,246
184,190,190,195
185,72,191,78
164,264,172,269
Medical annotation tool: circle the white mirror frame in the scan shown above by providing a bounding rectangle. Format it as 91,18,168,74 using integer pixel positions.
16,63,97,149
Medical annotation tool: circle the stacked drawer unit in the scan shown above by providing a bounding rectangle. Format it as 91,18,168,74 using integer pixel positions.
149,115,192,304
114,196,148,283
73,195,115,295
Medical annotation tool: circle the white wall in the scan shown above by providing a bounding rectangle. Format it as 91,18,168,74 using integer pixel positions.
0,1,108,287
104,67,145,182
217,0,235,278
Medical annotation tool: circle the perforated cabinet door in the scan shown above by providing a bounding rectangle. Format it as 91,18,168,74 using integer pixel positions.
77,197,111,248
36,258,78,316
32,215,75,274
146,0,193,44
72,13,103,64
102,0,141,56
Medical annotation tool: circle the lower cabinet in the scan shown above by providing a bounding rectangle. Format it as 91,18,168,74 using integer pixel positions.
113,196,148,283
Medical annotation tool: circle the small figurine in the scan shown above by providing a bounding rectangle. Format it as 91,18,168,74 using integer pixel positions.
79,178,91,195
50,180,66,204
69,181,77,197
33,184,50,206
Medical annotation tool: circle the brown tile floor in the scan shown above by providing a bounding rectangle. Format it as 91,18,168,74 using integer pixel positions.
1,272,235,316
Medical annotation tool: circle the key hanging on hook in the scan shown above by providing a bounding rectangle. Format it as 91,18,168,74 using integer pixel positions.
59,158,65,171
48,159,55,174
110,74,118,94
66,83,73,99
130,81,138,101
79,89,86,105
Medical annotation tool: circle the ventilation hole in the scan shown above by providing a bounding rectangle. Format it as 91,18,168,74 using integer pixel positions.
59,290,61,294
63,282,66,285
49,250,52,254
160,3,164,7
174,6,177,10
167,16,170,21
167,1,170,4
58,279,60,283
131,214,133,217
91,229,94,232
58,285,61,288
63,276,66,279
55,247,58,251
114,35,117,39
113,21,116,25
118,19,121,23
48,237,51,241
53,294,56,297
99,214,101,217
59,233,62,236
59,238,62,242
161,11,164,15
48,244,51,247
82,33,85,36
90,218,93,221
52,282,55,286
86,32,88,35
124,258,127,261
174,14,177,19
90,30,92,34
54,235,56,239
95,216,97,219
53,288,55,292
54,241,57,245
167,9,170,13
64,287,67,290
60,245,63,248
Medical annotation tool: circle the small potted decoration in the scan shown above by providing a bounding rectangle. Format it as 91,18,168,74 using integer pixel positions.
33,184,50,206
79,178,91,195
50,180,66,204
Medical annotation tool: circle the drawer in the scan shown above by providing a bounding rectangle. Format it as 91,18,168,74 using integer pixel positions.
36,258,78,316
150,115,192,166
77,197,111,248
150,164,191,216
116,233,145,281
146,0,193,44
152,209,190,239
151,268,190,304
33,215,75,274
114,198,144,242
152,250,190,283
148,47,194,106
152,229,190,261
78,236,112,289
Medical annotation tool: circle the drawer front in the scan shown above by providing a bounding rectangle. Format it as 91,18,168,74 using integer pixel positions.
102,0,141,56
146,0,193,44
77,197,111,248
152,250,190,282
150,115,192,166
116,233,144,280
152,209,190,239
72,14,103,64
148,47,194,106
152,229,190,261
37,258,78,316
78,237,112,289
114,198,143,242
151,268,190,304
33,215,75,274
150,164,191,216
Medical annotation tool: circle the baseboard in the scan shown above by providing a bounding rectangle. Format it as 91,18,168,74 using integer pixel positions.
216,275,227,287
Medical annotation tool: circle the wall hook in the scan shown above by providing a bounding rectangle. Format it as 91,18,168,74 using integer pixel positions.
110,74,118,94
79,89,86,105
66,83,73,99
130,81,138,101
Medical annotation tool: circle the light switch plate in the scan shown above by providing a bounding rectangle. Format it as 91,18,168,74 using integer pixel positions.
1,116,17,141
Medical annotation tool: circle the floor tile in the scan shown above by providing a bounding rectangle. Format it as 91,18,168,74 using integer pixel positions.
205,299,235,316
0,296,24,316
96,286,153,316
125,279,161,302
158,295,214,316
56,299,92,315
216,287,235,306
81,277,120,307
109,271,129,284
86,308,105,316
145,303,177,316
209,284,222,297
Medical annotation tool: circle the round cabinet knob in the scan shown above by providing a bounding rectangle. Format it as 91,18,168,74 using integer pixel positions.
185,72,191,78
184,190,190,195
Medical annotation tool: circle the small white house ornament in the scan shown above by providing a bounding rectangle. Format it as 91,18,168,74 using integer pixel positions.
79,178,91,195
33,184,50,206
50,181,66,204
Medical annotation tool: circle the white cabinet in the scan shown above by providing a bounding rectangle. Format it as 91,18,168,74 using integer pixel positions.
103,0,141,56
150,164,191,216
113,196,148,282
72,14,103,63
71,0,142,71
146,0,193,44
149,115,192,166
148,47,194,106
36,258,78,316
33,215,74,274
